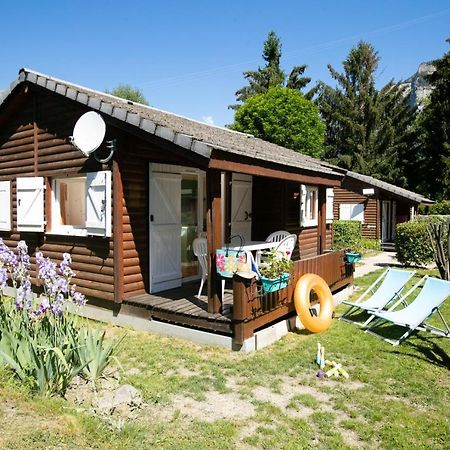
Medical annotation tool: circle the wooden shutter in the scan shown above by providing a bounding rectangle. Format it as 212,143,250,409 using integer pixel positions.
299,184,307,226
16,177,45,232
0,181,11,231
85,170,111,237
326,188,334,224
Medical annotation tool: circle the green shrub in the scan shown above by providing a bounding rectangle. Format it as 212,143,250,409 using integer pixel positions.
357,239,381,252
395,221,434,266
419,200,450,215
415,214,450,225
332,220,362,250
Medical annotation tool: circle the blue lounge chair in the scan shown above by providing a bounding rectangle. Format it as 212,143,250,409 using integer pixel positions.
340,268,415,327
365,276,450,346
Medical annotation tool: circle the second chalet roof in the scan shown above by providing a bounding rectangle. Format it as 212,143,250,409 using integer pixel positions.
0,68,342,178
346,171,433,204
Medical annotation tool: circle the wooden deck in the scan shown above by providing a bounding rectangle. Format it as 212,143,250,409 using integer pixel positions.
125,282,235,335
123,250,354,343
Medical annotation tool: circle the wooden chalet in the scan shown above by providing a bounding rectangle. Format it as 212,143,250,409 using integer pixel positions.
0,68,353,349
334,171,433,250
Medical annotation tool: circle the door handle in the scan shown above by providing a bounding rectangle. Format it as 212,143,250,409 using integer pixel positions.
150,214,154,222
244,211,252,220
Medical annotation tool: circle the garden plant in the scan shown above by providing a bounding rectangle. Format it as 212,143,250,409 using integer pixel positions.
0,239,121,396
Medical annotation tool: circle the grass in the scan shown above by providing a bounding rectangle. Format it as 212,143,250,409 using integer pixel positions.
0,267,449,449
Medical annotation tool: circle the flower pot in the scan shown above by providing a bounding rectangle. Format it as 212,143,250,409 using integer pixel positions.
260,273,290,293
345,252,361,264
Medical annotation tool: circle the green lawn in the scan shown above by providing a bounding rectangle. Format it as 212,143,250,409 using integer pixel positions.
1,268,449,449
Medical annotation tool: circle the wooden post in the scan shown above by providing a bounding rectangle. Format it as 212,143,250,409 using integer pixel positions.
206,169,223,313
318,186,327,255
113,156,124,303
233,277,254,346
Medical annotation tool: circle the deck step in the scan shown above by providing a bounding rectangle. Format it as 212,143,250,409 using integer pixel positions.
381,242,396,252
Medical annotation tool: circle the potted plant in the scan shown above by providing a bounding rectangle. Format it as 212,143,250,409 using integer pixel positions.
258,249,294,293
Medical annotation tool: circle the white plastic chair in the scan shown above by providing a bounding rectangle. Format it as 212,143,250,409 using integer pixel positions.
275,234,297,259
266,230,290,243
192,238,225,298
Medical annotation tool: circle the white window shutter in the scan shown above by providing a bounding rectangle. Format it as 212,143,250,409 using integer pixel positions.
0,181,12,231
16,177,45,232
326,188,334,224
85,171,111,237
299,184,307,226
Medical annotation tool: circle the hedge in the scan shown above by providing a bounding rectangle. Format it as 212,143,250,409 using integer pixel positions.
419,200,450,215
414,214,450,225
395,221,434,266
332,220,362,250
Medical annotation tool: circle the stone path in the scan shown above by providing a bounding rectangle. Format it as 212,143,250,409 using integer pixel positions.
353,251,399,278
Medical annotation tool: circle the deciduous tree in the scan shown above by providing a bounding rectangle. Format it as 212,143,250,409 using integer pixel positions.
107,84,149,105
231,87,325,158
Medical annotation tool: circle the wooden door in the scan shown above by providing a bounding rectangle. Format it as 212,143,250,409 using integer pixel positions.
230,173,252,241
150,171,182,292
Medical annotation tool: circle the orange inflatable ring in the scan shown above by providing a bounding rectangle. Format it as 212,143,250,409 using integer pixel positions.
294,273,333,333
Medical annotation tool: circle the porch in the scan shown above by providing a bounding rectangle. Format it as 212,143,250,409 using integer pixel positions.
123,250,353,346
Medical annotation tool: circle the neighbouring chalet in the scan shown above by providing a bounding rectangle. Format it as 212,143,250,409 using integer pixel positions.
0,68,354,350
334,171,433,251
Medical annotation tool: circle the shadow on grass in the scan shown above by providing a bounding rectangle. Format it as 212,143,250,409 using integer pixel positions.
394,335,450,370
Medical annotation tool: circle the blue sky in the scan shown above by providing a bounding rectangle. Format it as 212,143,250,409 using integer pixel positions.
1,1,449,126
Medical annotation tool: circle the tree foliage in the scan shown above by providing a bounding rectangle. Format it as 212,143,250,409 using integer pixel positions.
231,87,325,158
317,41,415,185
408,41,450,200
230,31,315,110
106,83,149,105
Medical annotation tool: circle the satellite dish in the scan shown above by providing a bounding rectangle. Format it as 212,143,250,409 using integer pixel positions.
71,111,106,157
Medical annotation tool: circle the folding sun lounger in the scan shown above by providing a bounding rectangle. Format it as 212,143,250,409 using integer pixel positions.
365,276,450,346
340,268,415,327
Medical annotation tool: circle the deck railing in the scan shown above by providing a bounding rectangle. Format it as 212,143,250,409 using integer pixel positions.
232,250,353,345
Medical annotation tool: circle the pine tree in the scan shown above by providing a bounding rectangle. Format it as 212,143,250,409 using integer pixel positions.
317,41,415,185
412,41,450,200
230,31,314,110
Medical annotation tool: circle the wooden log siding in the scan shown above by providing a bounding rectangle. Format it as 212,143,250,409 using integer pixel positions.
233,249,352,344
121,155,149,298
0,90,115,302
333,183,379,239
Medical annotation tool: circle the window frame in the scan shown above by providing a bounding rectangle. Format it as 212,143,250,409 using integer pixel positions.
50,175,89,237
48,170,112,238
339,203,365,223
300,184,319,227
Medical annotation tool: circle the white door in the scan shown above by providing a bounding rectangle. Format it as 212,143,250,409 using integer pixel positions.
391,201,397,240
230,173,252,241
150,171,182,292
381,200,393,242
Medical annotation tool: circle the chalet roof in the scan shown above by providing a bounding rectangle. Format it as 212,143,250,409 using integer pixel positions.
346,171,433,205
0,68,343,179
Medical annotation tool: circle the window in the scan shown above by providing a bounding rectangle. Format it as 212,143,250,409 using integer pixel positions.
339,203,364,222
52,177,86,232
50,170,111,237
0,181,12,231
300,185,318,227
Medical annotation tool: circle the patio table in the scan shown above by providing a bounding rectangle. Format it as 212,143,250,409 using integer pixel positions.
226,240,278,252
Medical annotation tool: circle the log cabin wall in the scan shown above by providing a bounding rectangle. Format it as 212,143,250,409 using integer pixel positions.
333,179,379,240
0,88,115,301
119,135,203,299
252,178,326,260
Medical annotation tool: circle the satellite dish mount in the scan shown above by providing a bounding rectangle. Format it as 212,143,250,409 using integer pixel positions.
69,111,117,163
